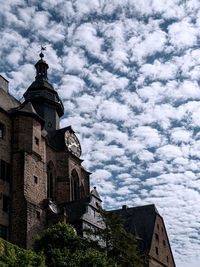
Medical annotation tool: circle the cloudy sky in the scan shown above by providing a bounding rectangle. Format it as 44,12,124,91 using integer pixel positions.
1,0,200,266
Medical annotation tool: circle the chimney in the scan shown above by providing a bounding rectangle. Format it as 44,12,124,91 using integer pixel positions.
0,75,8,93
122,205,128,210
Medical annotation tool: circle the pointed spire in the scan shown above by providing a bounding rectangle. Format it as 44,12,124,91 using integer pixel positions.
35,49,49,81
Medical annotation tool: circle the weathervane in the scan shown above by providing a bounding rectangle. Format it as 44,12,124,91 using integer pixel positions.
39,45,46,59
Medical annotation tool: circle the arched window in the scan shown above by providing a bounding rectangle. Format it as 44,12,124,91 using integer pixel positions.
47,162,56,200
71,170,79,201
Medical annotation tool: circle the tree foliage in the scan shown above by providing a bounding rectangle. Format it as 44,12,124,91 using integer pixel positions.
0,238,45,267
33,222,108,267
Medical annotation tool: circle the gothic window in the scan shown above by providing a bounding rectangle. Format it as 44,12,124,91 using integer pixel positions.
71,170,79,201
47,162,56,200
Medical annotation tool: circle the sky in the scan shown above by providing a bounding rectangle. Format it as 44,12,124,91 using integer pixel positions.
1,0,200,266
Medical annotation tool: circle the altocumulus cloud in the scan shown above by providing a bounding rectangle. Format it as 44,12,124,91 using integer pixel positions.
1,0,200,266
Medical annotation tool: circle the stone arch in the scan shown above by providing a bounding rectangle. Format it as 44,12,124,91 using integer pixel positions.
47,161,56,200
71,169,79,201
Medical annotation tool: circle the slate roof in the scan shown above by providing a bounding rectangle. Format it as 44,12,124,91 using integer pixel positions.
9,102,45,126
112,204,159,253
46,126,72,151
90,187,102,201
61,197,90,223
0,87,19,112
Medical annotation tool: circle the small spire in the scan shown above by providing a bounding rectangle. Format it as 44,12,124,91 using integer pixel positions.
39,46,46,60
35,46,48,81
39,52,44,59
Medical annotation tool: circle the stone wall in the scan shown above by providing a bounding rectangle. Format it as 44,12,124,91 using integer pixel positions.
149,214,175,267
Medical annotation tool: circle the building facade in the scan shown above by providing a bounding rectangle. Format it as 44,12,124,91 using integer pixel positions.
0,54,175,266
0,53,91,249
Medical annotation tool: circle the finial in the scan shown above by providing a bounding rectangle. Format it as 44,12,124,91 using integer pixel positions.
39,46,46,59
94,186,96,190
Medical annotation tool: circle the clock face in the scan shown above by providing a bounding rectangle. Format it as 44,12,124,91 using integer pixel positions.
65,130,81,157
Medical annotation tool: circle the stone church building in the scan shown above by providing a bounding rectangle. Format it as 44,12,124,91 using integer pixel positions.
0,53,175,266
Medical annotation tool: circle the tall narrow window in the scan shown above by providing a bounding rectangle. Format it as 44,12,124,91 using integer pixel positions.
0,161,10,182
0,123,4,139
0,225,7,240
155,246,159,255
71,170,79,201
47,162,56,200
0,160,5,180
3,195,9,212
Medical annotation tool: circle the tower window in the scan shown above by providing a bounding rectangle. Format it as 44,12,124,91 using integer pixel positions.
47,163,56,200
163,240,166,246
3,195,9,212
167,256,169,262
34,176,38,184
71,170,79,201
155,246,159,255
155,233,159,241
0,160,10,182
0,224,7,240
0,160,5,180
0,123,4,139
157,224,159,230
36,211,40,219
34,137,39,145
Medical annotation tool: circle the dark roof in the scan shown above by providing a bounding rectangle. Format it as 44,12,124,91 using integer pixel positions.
0,87,19,112
9,102,45,126
112,204,159,253
61,197,90,223
90,187,102,201
26,79,54,92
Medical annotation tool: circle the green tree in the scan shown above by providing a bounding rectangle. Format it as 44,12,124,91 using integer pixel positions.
0,238,45,267
33,222,108,267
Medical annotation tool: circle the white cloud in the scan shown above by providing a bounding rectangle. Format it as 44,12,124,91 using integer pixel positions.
168,20,198,49
97,100,131,121
2,1,200,265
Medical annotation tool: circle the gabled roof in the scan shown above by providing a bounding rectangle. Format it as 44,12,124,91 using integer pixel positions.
90,187,102,201
112,204,159,253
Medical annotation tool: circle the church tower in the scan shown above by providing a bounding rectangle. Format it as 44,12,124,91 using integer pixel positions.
23,52,64,132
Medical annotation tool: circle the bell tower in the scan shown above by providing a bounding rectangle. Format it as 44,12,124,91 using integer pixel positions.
23,52,64,131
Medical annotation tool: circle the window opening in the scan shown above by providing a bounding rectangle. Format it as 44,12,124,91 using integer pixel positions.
34,137,39,145
155,247,159,255
0,225,7,240
0,160,5,180
3,195,9,212
71,170,79,201
47,163,55,200
34,176,38,184
36,211,40,219
155,233,159,241
0,123,4,139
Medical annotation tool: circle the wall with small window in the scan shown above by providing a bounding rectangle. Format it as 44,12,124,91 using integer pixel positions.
149,215,175,267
